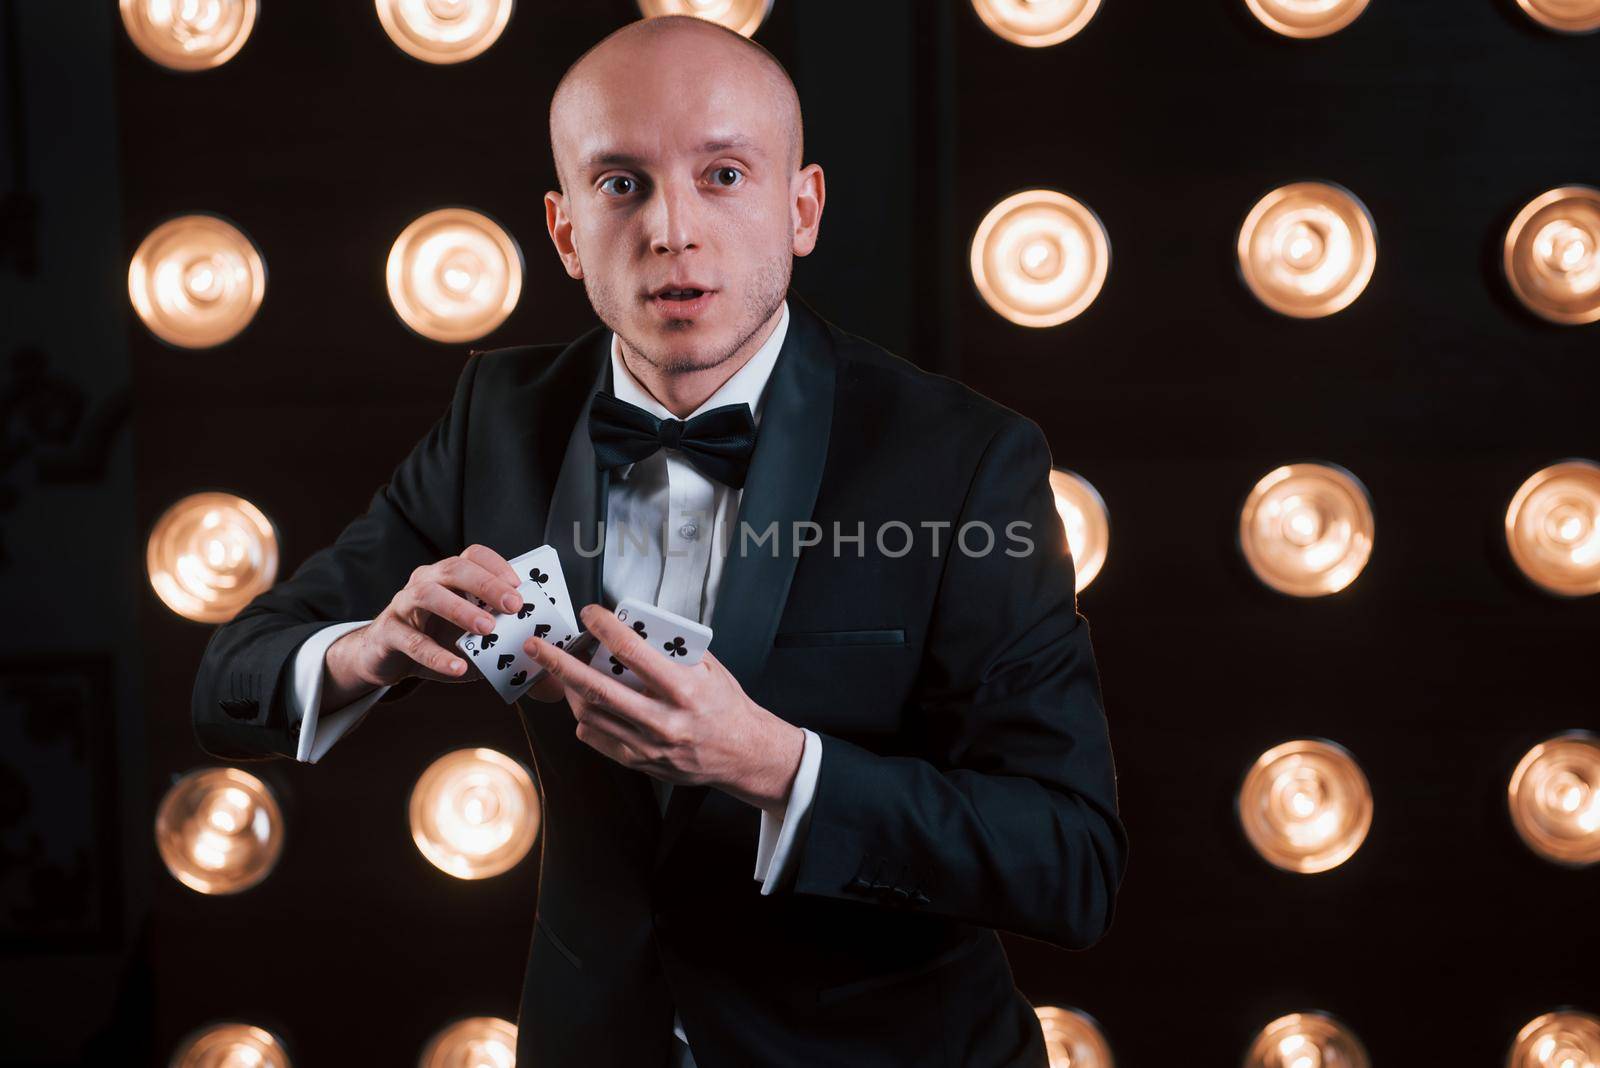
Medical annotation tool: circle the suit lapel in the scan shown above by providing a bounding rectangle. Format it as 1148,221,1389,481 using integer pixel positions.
654,293,839,870
542,347,612,613
533,331,667,837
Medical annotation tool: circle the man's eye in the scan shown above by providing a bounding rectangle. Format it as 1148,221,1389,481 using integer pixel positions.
711,167,743,187
599,176,637,196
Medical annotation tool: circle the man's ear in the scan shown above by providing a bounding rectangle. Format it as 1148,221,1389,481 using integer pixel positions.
790,163,825,257
545,190,585,280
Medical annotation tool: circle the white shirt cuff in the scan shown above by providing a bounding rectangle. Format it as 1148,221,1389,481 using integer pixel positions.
754,728,821,895
289,621,391,764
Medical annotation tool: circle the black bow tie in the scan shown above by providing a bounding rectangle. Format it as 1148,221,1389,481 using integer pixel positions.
588,391,758,488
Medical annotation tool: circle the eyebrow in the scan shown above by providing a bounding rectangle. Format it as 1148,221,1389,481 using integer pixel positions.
581,136,765,172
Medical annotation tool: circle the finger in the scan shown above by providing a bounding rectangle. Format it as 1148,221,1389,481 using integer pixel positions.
528,634,664,731
579,605,688,703
573,715,643,767
439,556,521,614
385,620,469,679
461,543,521,591
572,700,654,757
526,672,565,703
410,581,497,636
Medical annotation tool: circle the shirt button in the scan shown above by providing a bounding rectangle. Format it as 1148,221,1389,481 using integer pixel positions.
678,520,700,540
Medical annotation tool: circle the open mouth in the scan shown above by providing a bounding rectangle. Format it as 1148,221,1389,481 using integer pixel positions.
647,287,716,319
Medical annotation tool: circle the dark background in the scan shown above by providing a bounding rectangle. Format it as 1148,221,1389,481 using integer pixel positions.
3,0,1597,1063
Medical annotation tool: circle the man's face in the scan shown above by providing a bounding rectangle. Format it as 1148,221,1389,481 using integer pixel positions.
546,37,810,375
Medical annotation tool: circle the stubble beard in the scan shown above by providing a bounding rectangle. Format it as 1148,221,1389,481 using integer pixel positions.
586,248,791,377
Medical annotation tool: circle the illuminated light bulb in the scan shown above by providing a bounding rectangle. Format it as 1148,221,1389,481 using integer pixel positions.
970,189,1110,327
1035,1006,1115,1068
1237,182,1376,317
1504,460,1600,597
1509,1010,1600,1067
970,0,1103,47
128,214,266,349
156,768,284,895
410,749,540,879
1243,0,1370,38
1503,187,1600,325
1243,1013,1370,1068
120,0,257,71
1238,462,1373,597
1508,732,1600,867
1516,0,1600,32
375,0,515,64
1048,468,1109,593
387,208,523,343
147,492,279,623
1238,740,1372,873
419,1016,517,1068
636,0,774,37
170,1022,290,1068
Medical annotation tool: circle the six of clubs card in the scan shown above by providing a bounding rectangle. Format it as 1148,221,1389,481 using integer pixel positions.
456,545,579,704
592,597,714,693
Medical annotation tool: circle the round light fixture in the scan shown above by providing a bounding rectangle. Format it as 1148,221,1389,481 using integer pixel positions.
387,208,523,343
970,189,1110,327
120,0,258,71
636,0,773,37
1504,459,1600,597
1048,468,1109,593
1238,462,1374,597
1239,739,1373,873
410,748,540,879
1503,186,1600,325
147,492,279,623
970,0,1103,47
375,0,515,64
129,214,266,349
156,768,285,895
1238,181,1376,318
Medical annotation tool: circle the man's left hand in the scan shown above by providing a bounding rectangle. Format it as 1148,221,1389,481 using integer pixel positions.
525,604,805,812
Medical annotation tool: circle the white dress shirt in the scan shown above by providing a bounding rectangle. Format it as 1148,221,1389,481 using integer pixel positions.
285,300,821,1059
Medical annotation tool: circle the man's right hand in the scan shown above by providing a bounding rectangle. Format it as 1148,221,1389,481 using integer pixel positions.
320,544,528,710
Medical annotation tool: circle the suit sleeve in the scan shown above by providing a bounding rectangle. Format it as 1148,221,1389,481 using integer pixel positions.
189,352,483,762
785,415,1128,952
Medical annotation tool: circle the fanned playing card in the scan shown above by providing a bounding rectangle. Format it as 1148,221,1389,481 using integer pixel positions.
456,544,580,704
591,597,713,694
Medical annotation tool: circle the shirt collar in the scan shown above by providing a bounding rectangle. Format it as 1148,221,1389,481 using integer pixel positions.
606,299,790,481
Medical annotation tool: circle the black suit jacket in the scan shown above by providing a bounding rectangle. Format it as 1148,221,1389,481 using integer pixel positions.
192,292,1128,1068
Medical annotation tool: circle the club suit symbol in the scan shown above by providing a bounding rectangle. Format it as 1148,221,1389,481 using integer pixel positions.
663,636,687,657
609,655,625,675
527,567,557,606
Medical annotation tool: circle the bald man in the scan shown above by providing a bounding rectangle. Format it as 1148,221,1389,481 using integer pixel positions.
193,15,1127,1068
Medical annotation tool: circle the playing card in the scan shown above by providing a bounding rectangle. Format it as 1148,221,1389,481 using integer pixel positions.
591,597,714,694
457,545,581,704
506,545,576,622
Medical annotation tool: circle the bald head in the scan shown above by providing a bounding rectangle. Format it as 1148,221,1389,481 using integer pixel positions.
549,15,803,194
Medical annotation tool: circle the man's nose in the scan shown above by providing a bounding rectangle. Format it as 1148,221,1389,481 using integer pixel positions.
646,179,701,255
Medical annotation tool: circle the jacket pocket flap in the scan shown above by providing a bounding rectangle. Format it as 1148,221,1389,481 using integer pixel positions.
773,628,906,648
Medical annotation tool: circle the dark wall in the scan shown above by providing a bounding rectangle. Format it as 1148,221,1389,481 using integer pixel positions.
2,0,1595,1063
0,1,147,1062
933,1,1599,1062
